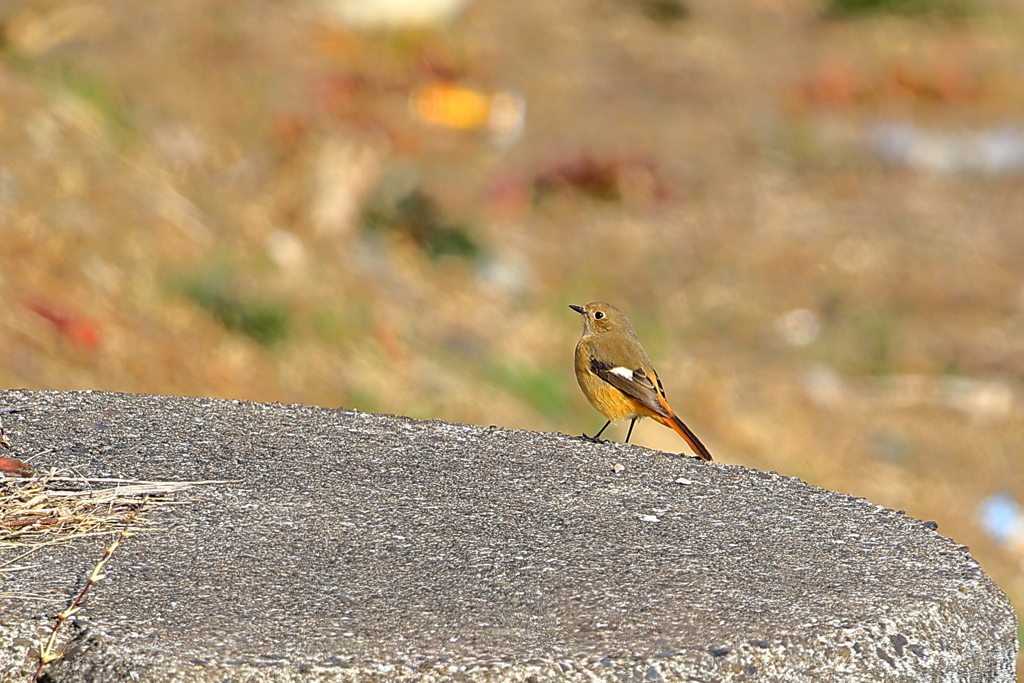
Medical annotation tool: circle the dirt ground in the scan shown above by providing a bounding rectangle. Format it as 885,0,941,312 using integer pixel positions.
2,0,1024,668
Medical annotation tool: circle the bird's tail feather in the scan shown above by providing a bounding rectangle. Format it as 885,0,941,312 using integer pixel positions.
662,413,713,461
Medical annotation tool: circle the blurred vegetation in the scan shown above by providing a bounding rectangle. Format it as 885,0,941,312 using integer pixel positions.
639,0,691,25
489,363,569,417
181,270,291,347
364,188,483,261
822,0,976,18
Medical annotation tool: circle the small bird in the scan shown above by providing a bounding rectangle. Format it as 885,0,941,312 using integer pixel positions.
570,302,712,461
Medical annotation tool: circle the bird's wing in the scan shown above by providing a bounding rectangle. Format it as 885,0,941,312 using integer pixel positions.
589,357,671,418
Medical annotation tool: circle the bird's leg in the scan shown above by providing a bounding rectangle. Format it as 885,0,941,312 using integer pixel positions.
624,417,637,443
583,420,612,442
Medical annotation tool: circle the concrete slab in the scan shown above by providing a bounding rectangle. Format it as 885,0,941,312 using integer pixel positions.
0,389,1016,681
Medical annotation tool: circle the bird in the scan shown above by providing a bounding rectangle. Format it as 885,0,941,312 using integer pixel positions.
570,302,712,461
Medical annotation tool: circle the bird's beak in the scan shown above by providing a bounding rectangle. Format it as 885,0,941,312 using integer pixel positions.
569,305,584,315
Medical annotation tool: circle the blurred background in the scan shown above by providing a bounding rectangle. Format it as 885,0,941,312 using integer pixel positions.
2,0,1024,662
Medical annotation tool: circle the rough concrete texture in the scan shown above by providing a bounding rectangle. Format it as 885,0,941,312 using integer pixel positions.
0,389,1016,682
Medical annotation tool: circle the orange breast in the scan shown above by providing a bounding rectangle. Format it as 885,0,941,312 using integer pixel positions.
577,374,653,422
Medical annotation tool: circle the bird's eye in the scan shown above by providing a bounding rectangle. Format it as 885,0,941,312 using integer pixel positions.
594,311,605,320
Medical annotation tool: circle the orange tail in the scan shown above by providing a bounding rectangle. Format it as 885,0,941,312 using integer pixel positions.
654,411,713,461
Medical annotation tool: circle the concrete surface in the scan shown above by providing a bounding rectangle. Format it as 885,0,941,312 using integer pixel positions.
0,389,1016,682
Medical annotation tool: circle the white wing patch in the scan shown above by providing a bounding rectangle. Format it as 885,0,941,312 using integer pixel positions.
610,367,634,381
